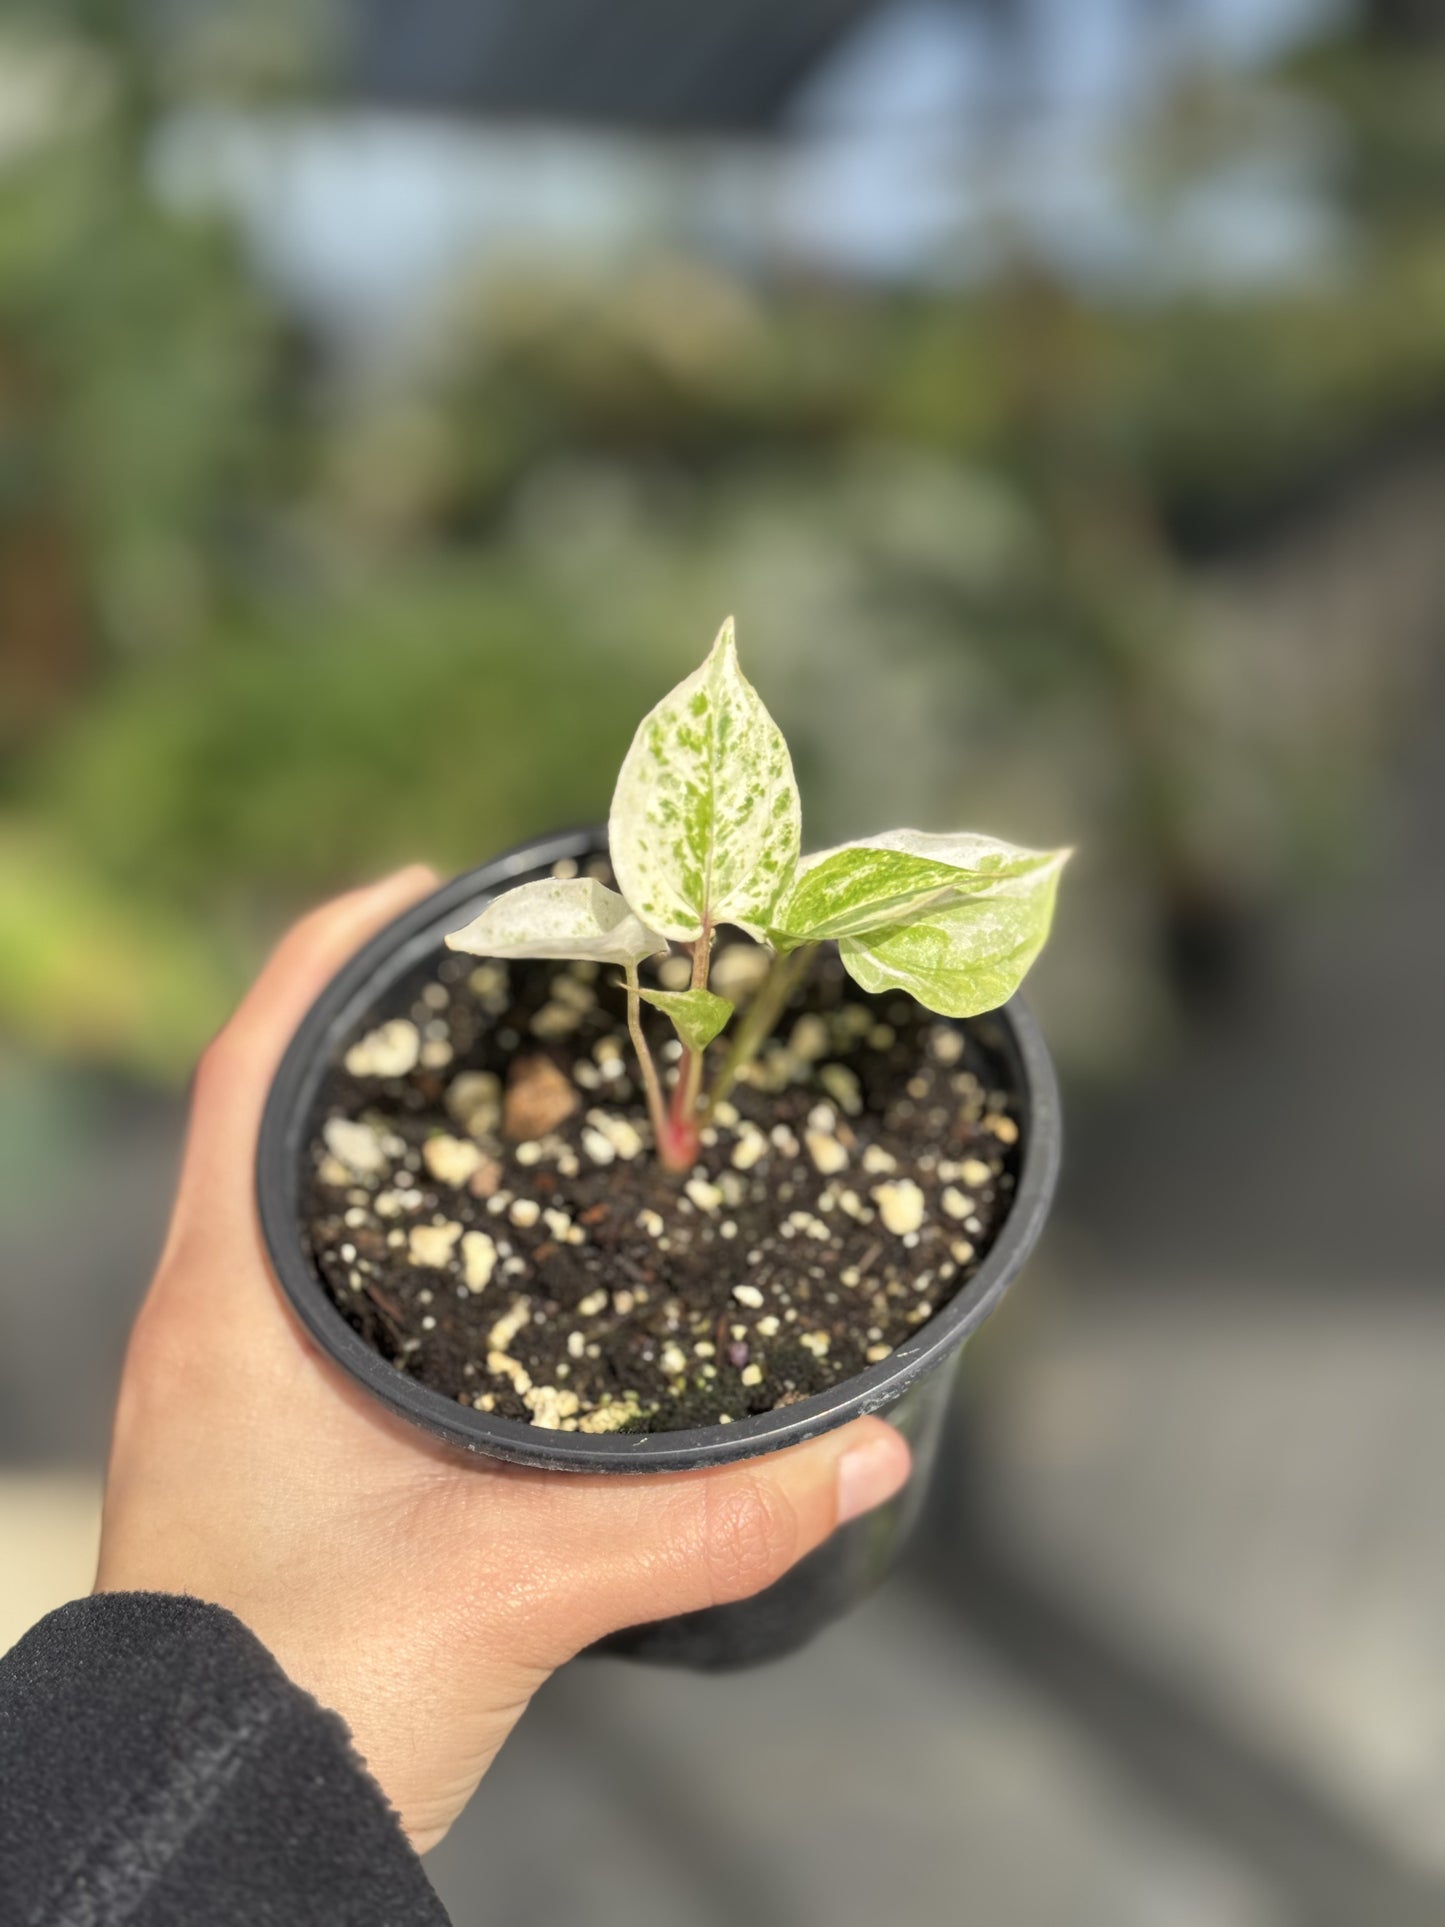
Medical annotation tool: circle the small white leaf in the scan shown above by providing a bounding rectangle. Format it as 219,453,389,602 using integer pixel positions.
777,828,1067,946
836,848,1067,1018
636,986,735,1053
608,617,802,943
445,878,668,968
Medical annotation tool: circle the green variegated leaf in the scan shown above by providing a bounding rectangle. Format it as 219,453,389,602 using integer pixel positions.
445,878,668,967
837,848,1067,1017
636,986,735,1053
775,829,1067,947
608,617,801,943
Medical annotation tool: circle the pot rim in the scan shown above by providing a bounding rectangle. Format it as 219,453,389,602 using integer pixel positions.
256,826,1062,1472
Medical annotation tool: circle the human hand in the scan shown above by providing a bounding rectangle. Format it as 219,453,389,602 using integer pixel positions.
95,869,912,1851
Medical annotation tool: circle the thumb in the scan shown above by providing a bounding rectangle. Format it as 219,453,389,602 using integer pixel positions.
526,1416,911,1654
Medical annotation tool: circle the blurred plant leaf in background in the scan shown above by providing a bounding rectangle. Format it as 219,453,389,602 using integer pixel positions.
0,14,289,765
22,566,663,901
2,6,1443,1084
0,826,238,1080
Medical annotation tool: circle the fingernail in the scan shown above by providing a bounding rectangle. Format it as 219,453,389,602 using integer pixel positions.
836,1432,909,1524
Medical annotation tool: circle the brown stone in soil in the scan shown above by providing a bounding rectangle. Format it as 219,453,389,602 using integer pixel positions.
302,928,1022,1438
503,1054,578,1140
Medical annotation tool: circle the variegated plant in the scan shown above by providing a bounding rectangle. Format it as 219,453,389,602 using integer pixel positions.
446,620,1069,1170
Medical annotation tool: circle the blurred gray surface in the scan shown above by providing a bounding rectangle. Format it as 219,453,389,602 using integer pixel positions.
974,1286,1445,1885
1058,620,1445,1293
427,1588,1282,1927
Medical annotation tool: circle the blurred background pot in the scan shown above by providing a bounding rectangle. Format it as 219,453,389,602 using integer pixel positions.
256,828,1062,1669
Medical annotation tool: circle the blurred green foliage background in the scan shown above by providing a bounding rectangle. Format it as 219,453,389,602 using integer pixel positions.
2,1,1442,1079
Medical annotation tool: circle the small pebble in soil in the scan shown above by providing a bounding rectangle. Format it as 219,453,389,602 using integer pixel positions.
806,1130,849,1176
461,1231,497,1292
731,1128,767,1171
345,1020,420,1079
323,1117,386,1178
504,1056,578,1140
872,1180,926,1237
423,1136,485,1188
408,1222,462,1268
819,1064,862,1114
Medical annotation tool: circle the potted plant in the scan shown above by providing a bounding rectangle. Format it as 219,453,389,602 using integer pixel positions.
257,621,1067,1667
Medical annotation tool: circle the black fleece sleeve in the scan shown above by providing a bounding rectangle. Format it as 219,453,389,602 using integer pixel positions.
0,1592,449,1926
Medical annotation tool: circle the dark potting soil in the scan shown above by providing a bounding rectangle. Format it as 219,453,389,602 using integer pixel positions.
301,870,1023,1436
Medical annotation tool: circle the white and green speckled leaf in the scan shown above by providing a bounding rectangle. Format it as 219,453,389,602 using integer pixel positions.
836,846,1067,1017
444,878,668,968
608,618,801,943
776,829,1067,946
636,986,735,1053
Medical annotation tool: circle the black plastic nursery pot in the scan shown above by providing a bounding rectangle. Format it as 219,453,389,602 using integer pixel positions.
257,828,1061,1670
